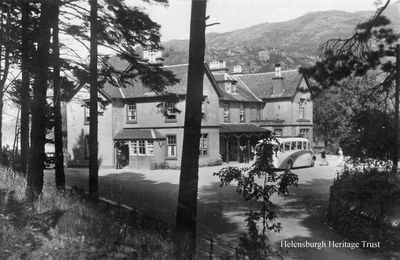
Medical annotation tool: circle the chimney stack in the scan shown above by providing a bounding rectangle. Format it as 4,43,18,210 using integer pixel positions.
143,49,162,64
272,63,283,96
209,60,228,73
232,65,242,74
274,63,282,78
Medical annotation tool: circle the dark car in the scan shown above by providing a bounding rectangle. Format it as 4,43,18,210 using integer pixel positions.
45,152,55,168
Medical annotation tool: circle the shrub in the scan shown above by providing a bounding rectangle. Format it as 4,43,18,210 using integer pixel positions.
331,164,400,215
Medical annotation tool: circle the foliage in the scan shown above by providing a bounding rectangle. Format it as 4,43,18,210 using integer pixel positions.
61,0,179,93
300,0,398,90
332,163,400,215
313,74,396,159
302,0,399,163
340,109,395,161
214,135,298,258
0,167,174,259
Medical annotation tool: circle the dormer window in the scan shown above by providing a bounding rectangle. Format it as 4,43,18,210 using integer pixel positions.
224,82,231,93
165,102,177,122
231,83,237,93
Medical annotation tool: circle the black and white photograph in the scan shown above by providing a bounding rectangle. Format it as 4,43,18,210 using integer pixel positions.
0,0,399,259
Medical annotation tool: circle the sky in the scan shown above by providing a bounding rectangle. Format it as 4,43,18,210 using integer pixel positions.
133,0,378,41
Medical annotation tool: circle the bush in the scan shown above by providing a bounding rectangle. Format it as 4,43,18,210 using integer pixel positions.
331,164,400,216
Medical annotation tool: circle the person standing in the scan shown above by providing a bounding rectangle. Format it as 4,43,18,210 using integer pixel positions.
321,149,328,166
338,147,344,167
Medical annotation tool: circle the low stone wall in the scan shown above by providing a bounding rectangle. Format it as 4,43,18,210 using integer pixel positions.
328,186,400,251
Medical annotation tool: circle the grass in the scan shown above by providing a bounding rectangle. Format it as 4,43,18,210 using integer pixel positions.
0,166,174,259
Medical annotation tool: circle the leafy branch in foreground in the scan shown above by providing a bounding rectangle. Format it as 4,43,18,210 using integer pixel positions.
214,135,298,258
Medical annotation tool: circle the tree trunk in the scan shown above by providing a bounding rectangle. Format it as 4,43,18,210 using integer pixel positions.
0,7,12,164
393,44,400,175
51,0,65,189
175,0,207,258
27,2,52,200
89,0,99,200
20,1,31,175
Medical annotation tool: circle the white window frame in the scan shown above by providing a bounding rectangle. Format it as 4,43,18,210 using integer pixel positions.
223,103,230,122
167,135,177,158
127,104,137,122
147,140,154,156
239,103,246,122
199,134,208,156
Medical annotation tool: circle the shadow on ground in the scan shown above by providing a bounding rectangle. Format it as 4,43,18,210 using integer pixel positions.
273,178,389,260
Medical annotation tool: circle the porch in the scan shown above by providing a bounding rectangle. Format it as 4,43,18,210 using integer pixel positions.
219,124,269,163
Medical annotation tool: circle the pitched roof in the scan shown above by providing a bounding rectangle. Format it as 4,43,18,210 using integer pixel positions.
114,128,166,140
220,124,268,133
232,70,307,99
214,73,262,103
101,58,261,103
102,63,190,99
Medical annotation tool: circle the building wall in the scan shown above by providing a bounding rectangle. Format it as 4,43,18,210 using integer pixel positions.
111,74,221,169
219,101,262,123
65,89,113,168
262,78,313,139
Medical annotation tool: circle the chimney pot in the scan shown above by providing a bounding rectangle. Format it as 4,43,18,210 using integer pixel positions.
274,63,282,78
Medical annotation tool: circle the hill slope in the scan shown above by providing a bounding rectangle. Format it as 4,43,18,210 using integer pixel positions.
162,4,400,73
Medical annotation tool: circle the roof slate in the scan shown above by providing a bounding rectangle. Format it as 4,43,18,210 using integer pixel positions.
114,129,166,140
102,63,190,99
233,70,304,99
101,58,261,103
213,73,262,103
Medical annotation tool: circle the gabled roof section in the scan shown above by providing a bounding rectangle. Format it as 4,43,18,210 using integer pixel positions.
102,60,222,100
232,70,311,100
62,83,111,103
213,72,263,103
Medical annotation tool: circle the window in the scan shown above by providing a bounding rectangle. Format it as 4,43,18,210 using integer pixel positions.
299,107,305,119
147,140,154,155
291,142,296,150
138,140,146,155
297,142,302,150
199,134,208,156
299,98,305,119
231,83,237,93
84,102,105,124
256,104,261,121
165,103,177,122
239,103,246,122
300,128,309,138
127,104,137,122
284,142,290,151
303,141,307,150
129,140,154,156
129,141,138,155
167,135,177,158
85,135,89,158
223,103,230,122
84,107,90,124
225,83,231,93
201,100,206,120
274,129,282,136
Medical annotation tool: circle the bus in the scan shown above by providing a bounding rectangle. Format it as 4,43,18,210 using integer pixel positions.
272,137,316,169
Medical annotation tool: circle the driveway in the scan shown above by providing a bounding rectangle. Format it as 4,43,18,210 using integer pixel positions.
44,156,389,259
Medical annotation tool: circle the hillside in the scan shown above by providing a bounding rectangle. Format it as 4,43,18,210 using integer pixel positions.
162,4,400,73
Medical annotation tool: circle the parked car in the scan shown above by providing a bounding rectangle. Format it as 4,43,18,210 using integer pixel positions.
45,152,55,168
